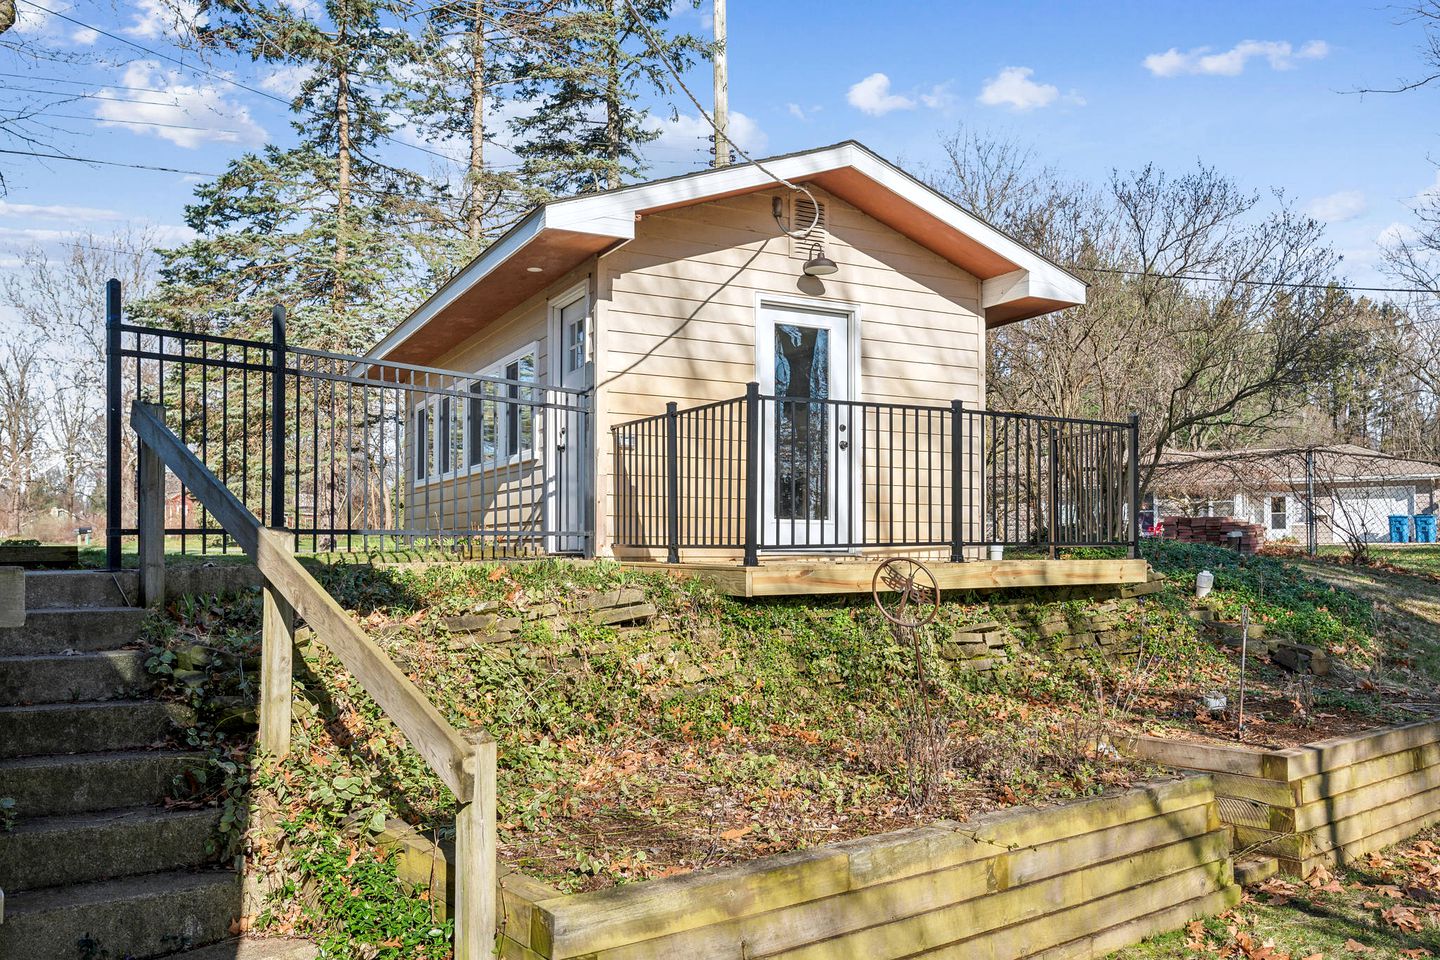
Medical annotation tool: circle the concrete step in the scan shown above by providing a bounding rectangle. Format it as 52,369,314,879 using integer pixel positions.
0,607,151,656
0,750,204,818
0,700,194,759
25,570,139,610
0,649,153,705
172,937,320,960
0,805,222,892
0,868,240,960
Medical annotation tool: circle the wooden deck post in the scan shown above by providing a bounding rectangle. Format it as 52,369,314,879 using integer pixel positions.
454,731,498,960
259,532,296,758
136,412,166,607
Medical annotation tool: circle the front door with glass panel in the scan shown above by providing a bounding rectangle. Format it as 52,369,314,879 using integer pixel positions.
550,290,591,554
756,302,852,549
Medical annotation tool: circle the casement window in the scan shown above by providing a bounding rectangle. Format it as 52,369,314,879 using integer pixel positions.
467,343,539,468
413,342,540,485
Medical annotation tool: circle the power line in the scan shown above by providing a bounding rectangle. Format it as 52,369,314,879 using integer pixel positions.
0,71,191,96
16,0,464,168
0,109,243,135
1078,265,1440,297
3,85,192,107
0,147,218,177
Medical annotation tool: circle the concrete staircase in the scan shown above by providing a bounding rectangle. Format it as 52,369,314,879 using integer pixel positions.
0,571,312,960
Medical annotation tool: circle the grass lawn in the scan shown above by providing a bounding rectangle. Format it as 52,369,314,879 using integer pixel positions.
1318,545,1440,579
1111,829,1440,960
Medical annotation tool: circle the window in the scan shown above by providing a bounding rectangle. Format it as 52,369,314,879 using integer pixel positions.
1270,495,1288,532
414,406,430,481
561,297,587,374
467,344,538,468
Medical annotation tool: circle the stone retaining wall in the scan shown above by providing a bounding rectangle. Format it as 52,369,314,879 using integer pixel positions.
1121,717,1440,876
387,777,1238,960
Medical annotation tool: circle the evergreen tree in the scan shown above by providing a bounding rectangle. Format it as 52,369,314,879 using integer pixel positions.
510,0,707,195
143,0,439,350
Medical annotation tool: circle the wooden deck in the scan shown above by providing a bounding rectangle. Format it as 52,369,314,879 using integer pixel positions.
622,557,1150,598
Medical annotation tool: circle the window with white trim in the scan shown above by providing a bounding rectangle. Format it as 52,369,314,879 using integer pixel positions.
1269,495,1288,532
467,344,539,468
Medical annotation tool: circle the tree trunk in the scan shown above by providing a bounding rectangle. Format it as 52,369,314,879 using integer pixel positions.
334,20,352,320
604,0,621,190
467,0,486,242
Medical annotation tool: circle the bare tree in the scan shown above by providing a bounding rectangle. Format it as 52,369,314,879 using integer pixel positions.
0,336,44,534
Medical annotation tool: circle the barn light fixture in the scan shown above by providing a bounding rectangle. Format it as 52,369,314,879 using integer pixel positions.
801,242,837,277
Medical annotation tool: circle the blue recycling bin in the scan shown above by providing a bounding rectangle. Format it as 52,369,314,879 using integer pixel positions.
1389,515,1413,543
1416,514,1438,544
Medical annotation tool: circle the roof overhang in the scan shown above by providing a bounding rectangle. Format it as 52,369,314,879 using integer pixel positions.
368,141,1087,364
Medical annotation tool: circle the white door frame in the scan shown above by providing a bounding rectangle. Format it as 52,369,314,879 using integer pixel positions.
753,294,862,550
547,280,592,554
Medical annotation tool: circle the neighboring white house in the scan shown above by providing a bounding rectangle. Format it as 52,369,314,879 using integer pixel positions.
1153,444,1440,544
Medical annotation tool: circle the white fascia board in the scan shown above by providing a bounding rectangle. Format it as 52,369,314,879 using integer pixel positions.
981,266,1087,310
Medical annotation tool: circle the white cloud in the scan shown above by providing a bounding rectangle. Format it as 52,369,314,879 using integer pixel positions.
95,61,267,149
1377,221,1420,249
124,0,203,39
977,66,1060,112
12,0,68,35
259,65,313,100
847,73,916,116
650,111,767,157
0,201,127,222
787,103,820,122
1418,170,1440,203
1143,39,1329,77
1305,190,1367,223
71,27,100,44
920,83,956,110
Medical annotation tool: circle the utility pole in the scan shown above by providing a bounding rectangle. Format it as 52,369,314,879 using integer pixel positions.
712,0,729,167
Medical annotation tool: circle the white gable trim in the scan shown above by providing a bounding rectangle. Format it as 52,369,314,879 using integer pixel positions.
369,142,1085,362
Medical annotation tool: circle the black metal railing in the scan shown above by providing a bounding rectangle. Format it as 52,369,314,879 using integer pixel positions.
611,383,1139,563
104,281,592,564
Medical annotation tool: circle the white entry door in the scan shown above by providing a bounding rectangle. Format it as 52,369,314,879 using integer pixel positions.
756,301,853,549
549,288,591,554
1333,486,1415,543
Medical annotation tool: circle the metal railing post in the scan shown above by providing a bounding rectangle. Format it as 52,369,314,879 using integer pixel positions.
665,401,679,563
269,305,287,530
950,399,963,562
105,279,123,570
1128,413,1141,559
1048,426,1060,560
137,419,165,607
743,382,760,566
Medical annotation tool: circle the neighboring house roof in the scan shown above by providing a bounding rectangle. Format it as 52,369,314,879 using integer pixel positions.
367,140,1088,365
1154,444,1440,495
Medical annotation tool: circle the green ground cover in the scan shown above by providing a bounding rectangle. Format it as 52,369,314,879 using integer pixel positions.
130,540,1440,956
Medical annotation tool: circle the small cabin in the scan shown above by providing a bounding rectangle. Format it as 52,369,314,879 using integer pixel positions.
362,141,1139,576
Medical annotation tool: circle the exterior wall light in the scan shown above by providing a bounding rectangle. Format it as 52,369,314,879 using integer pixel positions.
802,242,838,277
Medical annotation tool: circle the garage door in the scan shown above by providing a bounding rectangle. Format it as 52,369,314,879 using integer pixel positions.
1332,486,1415,543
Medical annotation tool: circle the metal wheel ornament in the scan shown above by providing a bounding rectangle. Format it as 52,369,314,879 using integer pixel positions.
871,557,941,629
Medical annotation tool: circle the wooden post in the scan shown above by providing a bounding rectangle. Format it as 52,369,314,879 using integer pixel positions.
453,731,498,960
259,533,296,758
136,414,165,607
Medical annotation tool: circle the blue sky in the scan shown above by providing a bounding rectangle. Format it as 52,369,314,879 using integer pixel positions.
2,0,1437,288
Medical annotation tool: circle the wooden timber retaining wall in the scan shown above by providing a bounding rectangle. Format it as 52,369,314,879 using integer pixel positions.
1122,717,1440,876
384,776,1238,960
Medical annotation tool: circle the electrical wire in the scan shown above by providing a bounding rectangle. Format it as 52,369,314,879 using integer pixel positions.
1077,265,1439,297
616,0,820,239
0,147,218,176
0,109,243,135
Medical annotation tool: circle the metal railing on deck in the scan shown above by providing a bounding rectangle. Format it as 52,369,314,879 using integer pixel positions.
104,280,593,565
612,383,1140,562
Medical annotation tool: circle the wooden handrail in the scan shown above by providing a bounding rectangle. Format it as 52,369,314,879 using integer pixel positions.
129,401,496,957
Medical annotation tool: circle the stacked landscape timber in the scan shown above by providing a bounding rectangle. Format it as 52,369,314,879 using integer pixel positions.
1120,717,1440,876
1161,516,1264,554
436,588,657,647
398,776,1238,960
0,545,78,568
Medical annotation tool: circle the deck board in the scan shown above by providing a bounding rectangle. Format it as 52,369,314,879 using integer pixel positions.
621,558,1149,597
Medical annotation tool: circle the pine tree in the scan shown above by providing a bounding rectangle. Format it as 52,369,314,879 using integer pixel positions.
510,0,707,195
406,0,558,270
142,0,439,350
